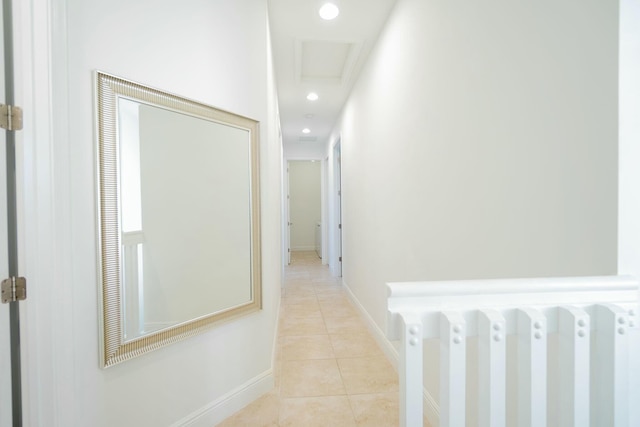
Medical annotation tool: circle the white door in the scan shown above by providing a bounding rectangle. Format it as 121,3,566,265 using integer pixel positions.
334,142,342,276
286,162,291,264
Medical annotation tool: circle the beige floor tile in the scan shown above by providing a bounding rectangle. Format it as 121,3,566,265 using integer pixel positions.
283,276,311,284
279,396,357,427
217,390,280,427
324,314,369,334
282,293,318,305
282,286,316,298
349,392,399,427
311,273,341,282
320,301,359,318
330,333,383,358
281,359,346,397
310,275,339,283
284,268,307,274
282,335,335,360
338,356,399,395
280,314,327,336
284,268,310,276
283,280,315,289
318,294,352,306
280,302,321,317
313,284,345,294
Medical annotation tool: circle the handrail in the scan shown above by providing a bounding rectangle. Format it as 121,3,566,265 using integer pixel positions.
386,275,640,427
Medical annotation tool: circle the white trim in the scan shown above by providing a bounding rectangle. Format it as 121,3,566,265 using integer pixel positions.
387,275,638,340
16,0,76,424
170,370,274,427
342,279,398,366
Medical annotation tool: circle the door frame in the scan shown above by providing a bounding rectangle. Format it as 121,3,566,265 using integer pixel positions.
11,0,77,424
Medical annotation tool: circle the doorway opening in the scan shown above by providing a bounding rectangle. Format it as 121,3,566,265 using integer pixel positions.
286,160,322,264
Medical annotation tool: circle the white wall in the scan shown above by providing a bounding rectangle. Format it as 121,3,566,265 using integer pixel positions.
284,142,327,159
329,0,618,423
289,161,321,251
619,0,640,277
18,0,282,426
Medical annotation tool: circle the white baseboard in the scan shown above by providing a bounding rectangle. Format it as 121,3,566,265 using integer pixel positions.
341,279,399,367
171,370,274,427
341,279,440,427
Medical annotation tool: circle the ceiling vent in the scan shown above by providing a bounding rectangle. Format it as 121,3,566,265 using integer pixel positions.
295,39,363,86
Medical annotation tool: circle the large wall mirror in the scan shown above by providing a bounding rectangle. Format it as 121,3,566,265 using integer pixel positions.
95,72,261,368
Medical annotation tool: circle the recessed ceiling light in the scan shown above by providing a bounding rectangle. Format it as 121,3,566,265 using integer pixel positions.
319,3,339,20
304,113,315,119
302,128,311,134
306,92,319,101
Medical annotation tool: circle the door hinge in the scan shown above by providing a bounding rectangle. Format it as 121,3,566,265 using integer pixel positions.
339,256,342,262
338,224,342,229
0,104,24,131
1,276,27,303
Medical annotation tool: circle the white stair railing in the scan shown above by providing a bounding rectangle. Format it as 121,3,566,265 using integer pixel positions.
386,276,640,427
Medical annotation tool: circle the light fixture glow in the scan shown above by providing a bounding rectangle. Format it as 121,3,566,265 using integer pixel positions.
302,128,311,134
306,92,319,101
319,3,339,20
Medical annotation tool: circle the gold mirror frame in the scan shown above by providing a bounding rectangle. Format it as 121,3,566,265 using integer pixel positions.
95,71,261,368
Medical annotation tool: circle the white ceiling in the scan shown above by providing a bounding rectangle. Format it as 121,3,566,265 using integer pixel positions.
268,0,398,155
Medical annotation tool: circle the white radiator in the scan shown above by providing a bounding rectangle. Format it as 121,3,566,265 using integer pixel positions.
386,276,640,427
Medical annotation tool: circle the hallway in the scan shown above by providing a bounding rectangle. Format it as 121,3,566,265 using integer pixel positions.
218,251,430,426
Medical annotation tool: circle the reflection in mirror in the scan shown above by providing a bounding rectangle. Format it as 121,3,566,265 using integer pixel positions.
96,72,261,367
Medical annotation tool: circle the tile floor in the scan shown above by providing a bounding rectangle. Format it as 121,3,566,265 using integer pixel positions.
217,251,431,427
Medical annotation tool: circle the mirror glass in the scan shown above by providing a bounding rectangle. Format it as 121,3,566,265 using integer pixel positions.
96,72,261,367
